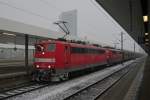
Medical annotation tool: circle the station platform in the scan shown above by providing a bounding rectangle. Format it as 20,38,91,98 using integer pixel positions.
138,56,150,100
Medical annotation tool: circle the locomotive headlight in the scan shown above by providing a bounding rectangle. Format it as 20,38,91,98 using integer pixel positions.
42,52,45,55
48,65,51,69
36,65,40,68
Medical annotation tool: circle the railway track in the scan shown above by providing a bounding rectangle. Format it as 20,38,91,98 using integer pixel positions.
64,62,136,100
0,82,51,100
0,58,141,100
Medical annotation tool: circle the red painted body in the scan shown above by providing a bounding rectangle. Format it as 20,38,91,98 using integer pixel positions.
33,39,124,81
34,40,108,69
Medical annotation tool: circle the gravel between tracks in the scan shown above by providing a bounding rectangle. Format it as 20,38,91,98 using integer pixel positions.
7,60,135,100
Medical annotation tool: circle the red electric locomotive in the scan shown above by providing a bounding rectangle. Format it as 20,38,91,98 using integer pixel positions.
106,49,123,65
32,39,111,81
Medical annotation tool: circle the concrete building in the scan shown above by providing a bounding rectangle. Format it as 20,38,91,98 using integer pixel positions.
59,10,77,36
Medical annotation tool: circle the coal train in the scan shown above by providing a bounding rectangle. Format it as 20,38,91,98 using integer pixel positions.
32,39,140,81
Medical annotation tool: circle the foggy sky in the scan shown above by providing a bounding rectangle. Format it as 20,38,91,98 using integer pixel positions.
0,0,145,52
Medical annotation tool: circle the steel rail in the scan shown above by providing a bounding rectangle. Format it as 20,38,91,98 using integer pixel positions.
64,62,136,100
0,82,51,100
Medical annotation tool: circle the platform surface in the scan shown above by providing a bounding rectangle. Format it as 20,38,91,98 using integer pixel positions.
138,56,150,100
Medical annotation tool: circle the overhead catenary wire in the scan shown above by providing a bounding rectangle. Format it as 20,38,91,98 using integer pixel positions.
0,0,126,45
0,0,108,35
39,0,104,37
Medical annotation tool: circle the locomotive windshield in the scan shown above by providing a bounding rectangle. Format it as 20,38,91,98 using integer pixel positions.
47,43,56,51
35,44,45,52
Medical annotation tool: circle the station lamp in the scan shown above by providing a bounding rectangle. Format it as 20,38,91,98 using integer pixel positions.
145,33,149,35
144,35,149,45
143,15,148,22
145,39,149,41
145,42,149,45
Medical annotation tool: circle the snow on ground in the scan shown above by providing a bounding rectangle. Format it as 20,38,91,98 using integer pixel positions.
7,60,135,100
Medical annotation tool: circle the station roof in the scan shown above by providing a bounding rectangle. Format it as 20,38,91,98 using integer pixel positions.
96,0,149,54
0,17,64,39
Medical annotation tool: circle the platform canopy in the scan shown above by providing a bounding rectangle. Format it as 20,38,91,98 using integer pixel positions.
0,17,64,39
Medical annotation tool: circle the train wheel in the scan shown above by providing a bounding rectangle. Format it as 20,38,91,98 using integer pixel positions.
51,73,70,82
64,73,70,80
51,76,60,82
59,73,69,81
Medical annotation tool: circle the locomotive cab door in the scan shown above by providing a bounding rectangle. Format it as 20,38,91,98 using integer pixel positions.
64,45,70,67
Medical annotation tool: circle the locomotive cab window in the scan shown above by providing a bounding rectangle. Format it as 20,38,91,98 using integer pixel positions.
35,44,44,52
47,44,56,51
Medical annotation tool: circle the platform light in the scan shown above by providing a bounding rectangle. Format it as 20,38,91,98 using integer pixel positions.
145,42,149,45
145,39,149,41
2,32,16,36
145,33,149,35
143,15,148,22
